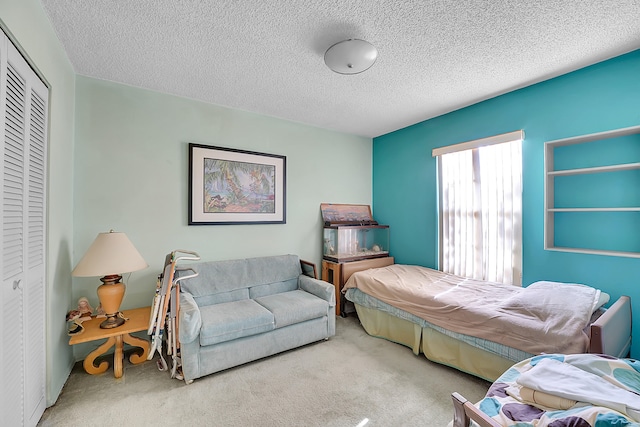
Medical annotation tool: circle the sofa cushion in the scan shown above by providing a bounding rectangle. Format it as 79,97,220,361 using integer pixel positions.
195,288,249,307
255,290,328,328
199,299,275,346
179,255,302,298
249,278,298,299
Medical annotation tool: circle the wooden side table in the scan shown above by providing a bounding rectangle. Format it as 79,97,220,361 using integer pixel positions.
322,257,395,317
69,306,151,378
322,260,343,316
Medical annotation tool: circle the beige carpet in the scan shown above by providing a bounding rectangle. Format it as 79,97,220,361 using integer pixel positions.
39,316,490,426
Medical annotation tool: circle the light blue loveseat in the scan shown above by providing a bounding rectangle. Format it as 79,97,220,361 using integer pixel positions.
178,254,336,382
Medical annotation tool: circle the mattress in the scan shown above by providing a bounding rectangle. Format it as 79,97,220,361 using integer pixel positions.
345,287,533,363
343,264,606,355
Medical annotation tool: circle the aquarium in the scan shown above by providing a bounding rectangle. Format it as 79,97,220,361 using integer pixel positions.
323,225,389,262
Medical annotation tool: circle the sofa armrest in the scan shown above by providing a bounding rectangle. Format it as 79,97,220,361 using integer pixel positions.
299,275,335,306
179,291,202,344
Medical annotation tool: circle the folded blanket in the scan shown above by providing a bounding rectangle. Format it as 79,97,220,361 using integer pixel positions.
517,358,640,422
506,384,577,410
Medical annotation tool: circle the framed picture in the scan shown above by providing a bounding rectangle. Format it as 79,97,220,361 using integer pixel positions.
299,260,318,279
189,143,286,225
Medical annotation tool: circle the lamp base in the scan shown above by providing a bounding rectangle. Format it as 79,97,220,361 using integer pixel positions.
97,275,126,329
100,313,125,329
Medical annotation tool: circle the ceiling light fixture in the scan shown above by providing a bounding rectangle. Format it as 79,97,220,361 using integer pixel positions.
324,39,378,75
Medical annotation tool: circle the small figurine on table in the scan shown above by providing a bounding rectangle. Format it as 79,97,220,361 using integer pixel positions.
95,303,107,318
77,297,93,321
66,309,84,336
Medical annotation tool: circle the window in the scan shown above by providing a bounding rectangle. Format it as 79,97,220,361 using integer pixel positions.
432,131,523,285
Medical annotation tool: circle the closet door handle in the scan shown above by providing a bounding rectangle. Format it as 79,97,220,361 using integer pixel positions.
13,279,22,290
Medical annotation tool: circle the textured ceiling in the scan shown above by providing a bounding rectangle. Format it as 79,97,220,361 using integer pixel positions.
40,0,640,138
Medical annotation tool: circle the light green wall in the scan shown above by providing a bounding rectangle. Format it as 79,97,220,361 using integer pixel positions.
0,0,76,407
0,0,371,406
73,76,372,357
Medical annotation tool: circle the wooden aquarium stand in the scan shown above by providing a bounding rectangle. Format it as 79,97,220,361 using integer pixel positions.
322,257,394,316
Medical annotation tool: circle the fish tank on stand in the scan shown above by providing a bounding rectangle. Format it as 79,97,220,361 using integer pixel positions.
320,203,391,316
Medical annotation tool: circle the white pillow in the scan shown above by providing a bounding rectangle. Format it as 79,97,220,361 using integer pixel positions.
594,291,610,311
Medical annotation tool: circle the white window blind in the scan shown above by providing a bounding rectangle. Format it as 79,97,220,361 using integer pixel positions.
433,131,523,285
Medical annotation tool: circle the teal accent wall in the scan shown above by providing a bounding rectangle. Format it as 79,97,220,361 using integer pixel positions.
373,50,640,357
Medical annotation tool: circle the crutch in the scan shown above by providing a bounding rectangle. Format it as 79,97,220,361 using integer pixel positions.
147,262,173,370
157,250,200,332
148,250,200,374
169,267,198,379
147,251,183,368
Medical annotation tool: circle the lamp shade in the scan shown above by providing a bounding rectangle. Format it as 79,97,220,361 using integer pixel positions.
324,39,378,75
72,231,148,277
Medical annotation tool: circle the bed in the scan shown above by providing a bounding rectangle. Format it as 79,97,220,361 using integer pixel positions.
451,353,640,427
341,258,632,382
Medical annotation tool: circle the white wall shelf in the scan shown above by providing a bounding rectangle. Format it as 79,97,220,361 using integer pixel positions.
548,162,640,176
549,207,640,212
544,124,640,258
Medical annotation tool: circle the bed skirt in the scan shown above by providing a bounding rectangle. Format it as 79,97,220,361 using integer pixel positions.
354,303,518,382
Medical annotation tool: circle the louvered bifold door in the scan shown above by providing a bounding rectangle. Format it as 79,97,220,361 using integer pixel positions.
24,60,47,427
1,32,27,427
0,30,48,427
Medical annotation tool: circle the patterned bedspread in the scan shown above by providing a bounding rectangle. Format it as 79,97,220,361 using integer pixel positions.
474,354,640,426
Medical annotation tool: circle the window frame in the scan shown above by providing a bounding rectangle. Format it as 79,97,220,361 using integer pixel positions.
432,130,524,285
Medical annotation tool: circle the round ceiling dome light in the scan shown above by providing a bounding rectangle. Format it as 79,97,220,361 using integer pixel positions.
324,39,378,75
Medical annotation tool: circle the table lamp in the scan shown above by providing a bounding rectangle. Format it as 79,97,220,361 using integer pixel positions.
72,230,148,329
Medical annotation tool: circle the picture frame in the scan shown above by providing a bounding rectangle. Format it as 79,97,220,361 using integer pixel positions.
299,260,318,279
189,143,286,225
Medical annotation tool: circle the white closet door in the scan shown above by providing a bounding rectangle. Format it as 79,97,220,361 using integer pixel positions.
1,33,27,427
0,29,47,427
24,69,47,427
